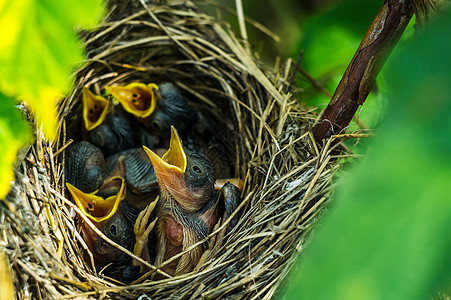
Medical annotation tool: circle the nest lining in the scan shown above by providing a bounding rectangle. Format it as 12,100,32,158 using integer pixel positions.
1,1,345,299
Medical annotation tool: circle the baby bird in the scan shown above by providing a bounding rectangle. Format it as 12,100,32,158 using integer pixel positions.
143,126,241,276
82,87,153,156
65,141,105,194
106,82,234,178
66,179,156,283
66,179,132,278
107,82,198,148
105,82,158,118
65,142,159,280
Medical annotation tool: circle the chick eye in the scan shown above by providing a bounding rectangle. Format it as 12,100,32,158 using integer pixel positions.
151,120,160,130
192,165,202,174
109,224,117,237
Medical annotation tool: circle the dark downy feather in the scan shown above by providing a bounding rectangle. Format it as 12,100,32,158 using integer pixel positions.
65,141,105,193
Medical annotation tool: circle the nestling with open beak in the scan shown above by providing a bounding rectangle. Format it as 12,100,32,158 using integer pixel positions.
65,140,163,281
66,178,135,281
82,87,154,156
106,81,234,179
107,82,199,148
65,140,161,266
66,138,163,210
143,126,241,276
66,178,158,283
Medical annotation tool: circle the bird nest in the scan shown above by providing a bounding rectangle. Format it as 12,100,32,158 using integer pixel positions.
2,1,344,299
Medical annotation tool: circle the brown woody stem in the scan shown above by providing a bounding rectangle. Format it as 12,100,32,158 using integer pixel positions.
313,0,414,143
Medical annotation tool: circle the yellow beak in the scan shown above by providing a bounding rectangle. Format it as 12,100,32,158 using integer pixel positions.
82,87,110,131
66,179,126,223
143,126,187,199
144,126,186,174
106,83,158,118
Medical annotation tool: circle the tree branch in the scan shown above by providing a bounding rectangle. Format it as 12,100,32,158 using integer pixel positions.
313,0,414,143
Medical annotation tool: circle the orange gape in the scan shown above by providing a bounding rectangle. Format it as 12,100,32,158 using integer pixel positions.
106,83,158,118
66,178,126,223
82,87,111,131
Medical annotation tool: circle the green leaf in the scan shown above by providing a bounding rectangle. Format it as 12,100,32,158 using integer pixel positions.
0,92,32,199
0,0,103,140
283,10,451,300
0,0,102,197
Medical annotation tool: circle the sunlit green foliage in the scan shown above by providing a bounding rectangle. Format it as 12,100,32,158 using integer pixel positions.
283,10,451,300
0,0,103,198
0,93,31,199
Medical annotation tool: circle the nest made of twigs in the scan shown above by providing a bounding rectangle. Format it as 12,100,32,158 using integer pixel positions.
2,1,343,299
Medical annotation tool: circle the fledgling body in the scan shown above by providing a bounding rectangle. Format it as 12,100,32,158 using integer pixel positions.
79,201,141,282
144,127,241,276
102,147,166,210
67,179,157,283
65,141,105,193
65,144,161,282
